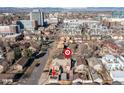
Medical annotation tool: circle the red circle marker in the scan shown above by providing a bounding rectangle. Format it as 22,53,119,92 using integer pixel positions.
63,48,72,59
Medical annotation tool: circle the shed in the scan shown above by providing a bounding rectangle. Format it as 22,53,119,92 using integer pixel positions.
13,57,28,71
0,59,9,73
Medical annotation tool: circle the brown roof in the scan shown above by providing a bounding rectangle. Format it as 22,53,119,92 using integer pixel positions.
56,54,65,59
73,73,79,80
0,59,9,67
16,57,28,67
0,73,16,80
77,57,87,66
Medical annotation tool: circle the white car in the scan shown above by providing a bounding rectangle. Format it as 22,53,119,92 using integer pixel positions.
0,52,4,59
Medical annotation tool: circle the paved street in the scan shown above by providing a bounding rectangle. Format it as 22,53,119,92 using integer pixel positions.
25,51,48,85
25,42,54,85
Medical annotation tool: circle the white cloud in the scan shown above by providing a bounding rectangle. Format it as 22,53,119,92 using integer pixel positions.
0,0,124,7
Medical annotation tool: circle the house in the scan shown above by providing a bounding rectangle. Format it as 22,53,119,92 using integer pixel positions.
0,73,16,84
0,59,9,73
13,57,29,72
51,58,71,72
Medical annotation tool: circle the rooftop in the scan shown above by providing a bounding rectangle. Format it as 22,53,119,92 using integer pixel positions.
110,71,124,81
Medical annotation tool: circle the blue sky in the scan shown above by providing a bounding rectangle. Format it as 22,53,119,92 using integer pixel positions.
0,0,124,7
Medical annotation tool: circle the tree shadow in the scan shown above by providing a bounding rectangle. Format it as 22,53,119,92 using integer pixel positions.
35,52,46,59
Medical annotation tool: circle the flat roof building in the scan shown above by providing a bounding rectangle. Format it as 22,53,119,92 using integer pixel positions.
0,25,20,36
110,71,124,82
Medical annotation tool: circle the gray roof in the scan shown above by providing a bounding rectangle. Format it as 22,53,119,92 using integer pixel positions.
110,71,124,78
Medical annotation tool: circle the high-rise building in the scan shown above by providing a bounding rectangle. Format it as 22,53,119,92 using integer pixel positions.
30,9,44,26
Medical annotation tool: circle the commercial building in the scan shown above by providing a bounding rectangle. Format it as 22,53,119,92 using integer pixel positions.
0,25,20,36
18,20,38,31
48,13,58,24
62,19,101,35
62,19,82,35
30,9,44,26
112,11,124,18
102,18,124,29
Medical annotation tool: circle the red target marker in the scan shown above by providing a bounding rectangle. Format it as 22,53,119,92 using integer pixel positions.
63,48,72,59
52,67,56,77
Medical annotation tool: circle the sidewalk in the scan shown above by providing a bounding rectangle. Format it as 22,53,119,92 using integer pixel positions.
38,41,57,85
38,58,52,85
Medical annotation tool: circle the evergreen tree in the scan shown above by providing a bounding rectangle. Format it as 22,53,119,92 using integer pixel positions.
59,65,63,74
14,47,22,60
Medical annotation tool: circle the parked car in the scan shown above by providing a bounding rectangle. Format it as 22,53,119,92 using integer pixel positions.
0,52,4,60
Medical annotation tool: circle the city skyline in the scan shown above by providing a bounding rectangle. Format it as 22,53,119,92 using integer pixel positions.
1,7,124,13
